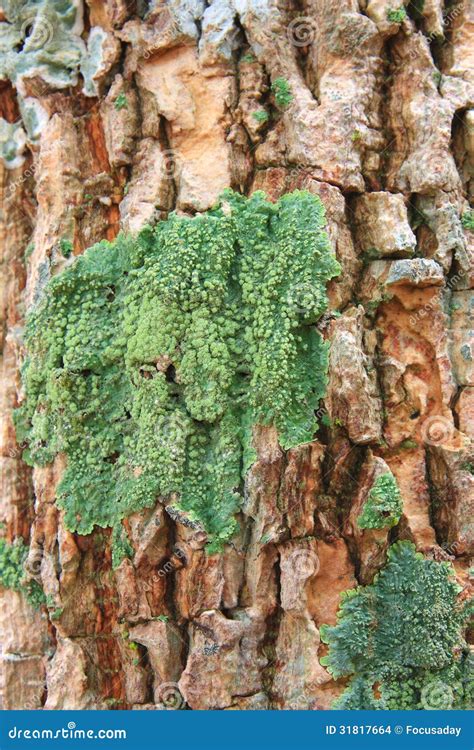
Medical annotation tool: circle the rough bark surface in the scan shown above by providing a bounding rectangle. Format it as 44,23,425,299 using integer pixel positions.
0,0,473,710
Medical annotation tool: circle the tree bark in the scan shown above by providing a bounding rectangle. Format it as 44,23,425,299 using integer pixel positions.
0,0,472,710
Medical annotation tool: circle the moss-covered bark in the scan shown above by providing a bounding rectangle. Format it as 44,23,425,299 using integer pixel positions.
0,0,472,711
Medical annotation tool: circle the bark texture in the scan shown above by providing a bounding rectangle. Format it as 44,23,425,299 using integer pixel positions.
0,0,473,710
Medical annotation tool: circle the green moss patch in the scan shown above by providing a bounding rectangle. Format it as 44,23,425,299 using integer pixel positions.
321,541,472,709
15,190,340,556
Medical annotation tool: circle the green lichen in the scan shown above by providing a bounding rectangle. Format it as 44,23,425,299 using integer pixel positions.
0,119,27,169
252,109,269,124
0,1,84,91
357,472,402,530
16,190,340,553
19,96,49,142
320,541,472,710
0,1,118,163
386,7,407,23
461,210,474,231
271,78,293,109
81,26,109,97
0,537,46,609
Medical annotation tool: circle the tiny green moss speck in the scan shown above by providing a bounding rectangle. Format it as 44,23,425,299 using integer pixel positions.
386,7,407,22
400,438,418,449
271,78,293,109
252,109,269,124
114,93,128,111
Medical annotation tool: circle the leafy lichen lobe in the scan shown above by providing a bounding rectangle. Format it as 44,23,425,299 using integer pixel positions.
16,190,340,555
321,541,472,709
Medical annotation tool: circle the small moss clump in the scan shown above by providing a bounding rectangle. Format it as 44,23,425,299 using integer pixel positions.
59,238,73,258
111,524,134,569
252,109,269,124
461,210,474,231
114,93,128,111
400,438,418,449
357,472,402,530
321,541,472,709
271,78,293,109
0,538,45,609
46,594,64,620
16,190,340,558
386,7,407,22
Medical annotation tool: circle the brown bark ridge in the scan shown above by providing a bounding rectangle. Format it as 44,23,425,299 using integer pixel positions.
0,0,473,710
